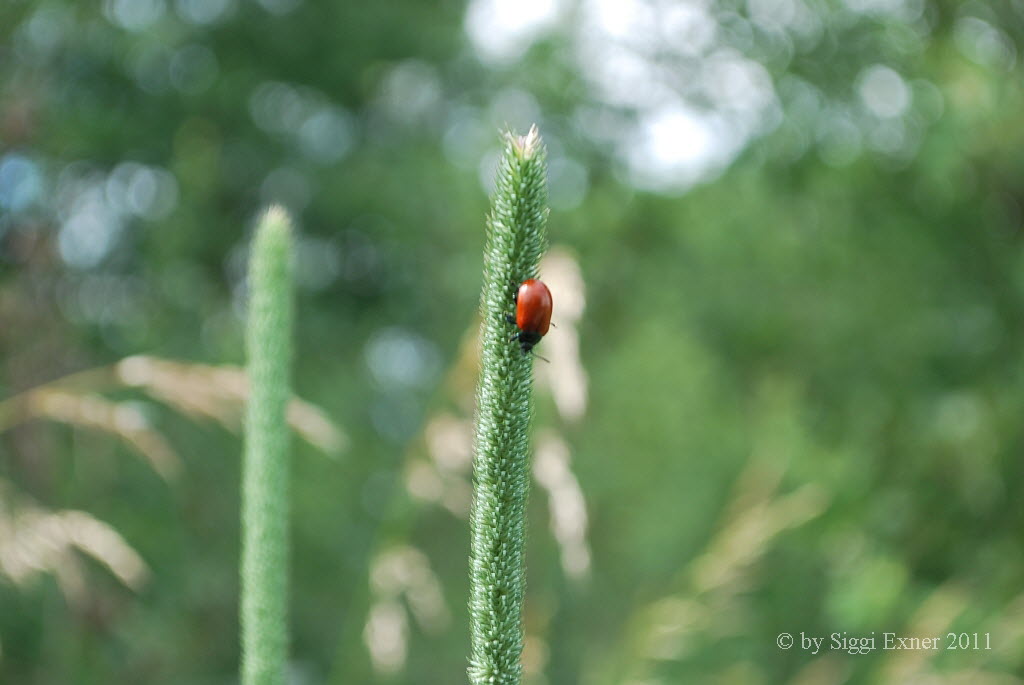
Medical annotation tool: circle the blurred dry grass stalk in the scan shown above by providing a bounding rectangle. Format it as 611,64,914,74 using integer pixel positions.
18,388,181,480
0,479,149,602
615,382,1022,685
0,353,345,635
360,248,591,680
616,444,830,684
363,545,452,675
0,355,347,475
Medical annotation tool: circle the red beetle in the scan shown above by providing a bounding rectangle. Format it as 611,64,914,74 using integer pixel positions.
511,278,552,353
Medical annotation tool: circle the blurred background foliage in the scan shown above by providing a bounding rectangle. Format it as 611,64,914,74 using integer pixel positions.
2,0,1024,683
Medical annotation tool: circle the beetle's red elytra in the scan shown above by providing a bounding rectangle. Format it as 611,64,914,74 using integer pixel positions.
512,278,552,353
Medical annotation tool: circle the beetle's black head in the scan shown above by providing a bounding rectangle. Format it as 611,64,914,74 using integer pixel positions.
517,331,542,353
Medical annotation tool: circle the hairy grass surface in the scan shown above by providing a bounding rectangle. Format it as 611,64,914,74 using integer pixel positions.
468,127,549,685
241,206,294,685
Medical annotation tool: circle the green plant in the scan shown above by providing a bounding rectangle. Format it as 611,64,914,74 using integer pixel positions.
468,126,549,685
241,206,295,685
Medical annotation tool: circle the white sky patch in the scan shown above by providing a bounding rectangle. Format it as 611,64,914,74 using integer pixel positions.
463,0,782,192
704,50,776,116
464,0,561,63
577,41,674,108
624,103,728,191
588,0,656,44
583,0,778,191
659,3,717,56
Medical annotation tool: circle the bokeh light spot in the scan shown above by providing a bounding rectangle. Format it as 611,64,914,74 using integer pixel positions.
298,107,355,164
103,0,166,32
858,65,911,118
0,154,43,212
174,0,234,25
465,0,561,62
